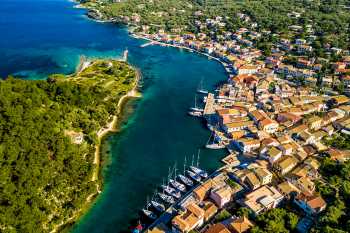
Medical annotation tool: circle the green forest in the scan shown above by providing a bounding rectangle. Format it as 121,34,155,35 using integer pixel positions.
0,60,136,232
83,0,350,50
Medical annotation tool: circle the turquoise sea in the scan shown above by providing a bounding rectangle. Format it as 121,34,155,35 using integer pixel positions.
0,0,227,232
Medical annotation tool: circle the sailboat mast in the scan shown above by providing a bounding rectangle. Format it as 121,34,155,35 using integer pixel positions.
168,167,171,185
191,154,194,166
184,156,187,174
197,149,200,167
174,162,177,178
194,95,197,109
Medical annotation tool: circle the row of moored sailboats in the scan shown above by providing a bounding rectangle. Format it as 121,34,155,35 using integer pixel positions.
141,153,208,221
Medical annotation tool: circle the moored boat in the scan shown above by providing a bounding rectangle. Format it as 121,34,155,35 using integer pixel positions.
141,208,157,220
186,170,201,182
151,201,165,212
189,166,208,179
205,143,226,149
169,179,186,192
188,111,202,117
161,185,181,199
178,174,193,186
189,95,204,112
158,193,175,204
197,79,208,94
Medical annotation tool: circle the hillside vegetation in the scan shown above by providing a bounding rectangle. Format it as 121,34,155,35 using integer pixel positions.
0,60,136,232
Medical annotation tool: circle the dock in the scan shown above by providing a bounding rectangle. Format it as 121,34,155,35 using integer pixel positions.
203,93,215,115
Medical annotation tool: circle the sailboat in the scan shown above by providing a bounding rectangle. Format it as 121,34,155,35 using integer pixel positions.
178,174,193,186
151,200,165,212
141,197,157,220
189,95,204,112
197,78,208,94
169,164,186,192
158,192,175,204
205,130,225,149
150,191,165,212
162,171,181,199
161,184,181,199
189,150,208,178
187,170,201,182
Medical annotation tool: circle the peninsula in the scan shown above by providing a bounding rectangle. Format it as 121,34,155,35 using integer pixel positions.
0,59,138,232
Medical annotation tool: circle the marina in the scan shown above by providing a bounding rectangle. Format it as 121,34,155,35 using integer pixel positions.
136,155,210,229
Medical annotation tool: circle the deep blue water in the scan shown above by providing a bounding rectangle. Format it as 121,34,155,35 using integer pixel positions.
0,0,228,232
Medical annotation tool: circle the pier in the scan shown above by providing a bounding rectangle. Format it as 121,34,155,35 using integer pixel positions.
203,93,215,115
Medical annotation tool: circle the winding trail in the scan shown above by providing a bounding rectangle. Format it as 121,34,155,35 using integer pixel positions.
92,77,141,182
50,65,141,233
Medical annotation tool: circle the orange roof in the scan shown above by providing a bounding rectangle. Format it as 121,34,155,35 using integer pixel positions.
260,118,277,127
307,196,327,210
229,216,254,233
203,201,218,220
193,179,213,201
205,223,231,233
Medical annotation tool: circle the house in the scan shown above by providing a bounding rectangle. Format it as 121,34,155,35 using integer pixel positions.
326,148,350,162
274,156,299,175
244,172,261,190
241,185,284,215
172,202,205,232
294,194,327,215
264,147,283,164
277,181,300,198
238,65,258,75
308,116,322,130
210,185,234,208
223,121,254,133
202,201,218,222
254,168,273,185
292,176,315,195
205,224,231,233
298,131,315,145
277,112,302,126
278,143,294,155
228,216,254,233
233,138,261,153
193,179,214,201
259,118,279,134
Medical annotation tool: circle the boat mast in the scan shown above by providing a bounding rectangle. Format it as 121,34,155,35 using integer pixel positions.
207,130,214,145
194,95,197,109
197,149,200,167
183,156,187,174
168,167,171,185
191,154,195,166
146,196,149,209
162,178,165,194
174,162,177,179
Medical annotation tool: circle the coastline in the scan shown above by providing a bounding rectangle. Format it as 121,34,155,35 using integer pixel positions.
50,61,141,233
92,68,141,182
131,33,232,79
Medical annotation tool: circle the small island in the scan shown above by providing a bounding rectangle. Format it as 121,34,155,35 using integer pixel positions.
0,59,138,232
